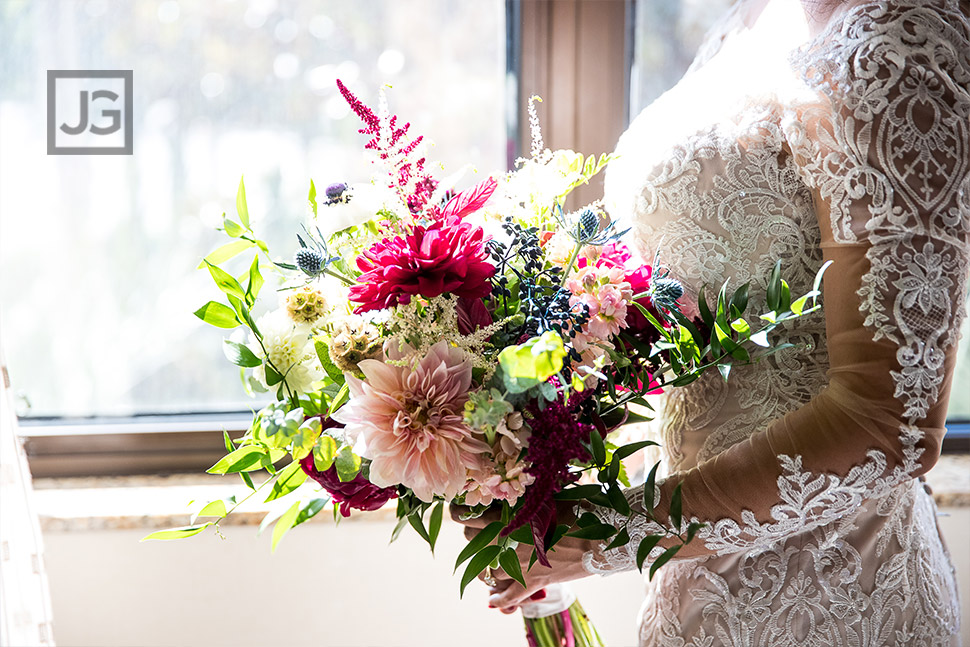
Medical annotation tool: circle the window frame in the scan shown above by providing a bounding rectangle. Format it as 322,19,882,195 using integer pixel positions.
13,0,633,478
13,0,966,479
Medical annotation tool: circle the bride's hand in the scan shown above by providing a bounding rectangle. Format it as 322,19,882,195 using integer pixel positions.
449,503,593,613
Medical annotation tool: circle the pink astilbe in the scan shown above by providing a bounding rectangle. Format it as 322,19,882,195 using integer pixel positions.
330,341,490,502
337,79,438,216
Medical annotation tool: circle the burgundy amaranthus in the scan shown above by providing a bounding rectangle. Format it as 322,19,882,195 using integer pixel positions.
336,79,438,215
502,396,593,566
348,217,496,313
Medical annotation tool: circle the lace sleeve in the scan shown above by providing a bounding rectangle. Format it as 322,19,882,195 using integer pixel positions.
584,1,970,575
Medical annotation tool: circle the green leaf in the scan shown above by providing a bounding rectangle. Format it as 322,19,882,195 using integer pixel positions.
194,499,228,520
607,483,631,517
643,461,660,511
428,501,444,554
222,429,234,454
590,429,606,466
686,521,704,544
328,383,350,417
649,544,682,580
312,435,337,472
223,217,246,238
141,523,212,542
204,260,247,302
194,301,241,329
499,547,527,589
730,318,750,336
697,286,715,329
613,439,660,461
749,330,770,347
294,497,329,527
226,294,257,332
635,534,662,571
390,515,409,544
407,511,432,546
717,363,732,382
730,283,749,316
199,239,254,268
498,330,566,383
236,176,250,229
669,483,683,530
335,446,361,482
766,260,782,311
271,500,301,553
455,521,504,571
554,484,603,501
460,545,502,597
207,446,267,474
223,339,262,368
308,180,318,218
313,339,345,383
606,526,631,550
265,460,307,502
240,470,256,490
247,254,264,304
566,523,618,540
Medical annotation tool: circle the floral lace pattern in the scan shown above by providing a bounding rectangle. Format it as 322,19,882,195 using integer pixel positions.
590,1,967,645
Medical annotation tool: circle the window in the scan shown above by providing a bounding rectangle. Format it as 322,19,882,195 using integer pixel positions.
1,0,509,421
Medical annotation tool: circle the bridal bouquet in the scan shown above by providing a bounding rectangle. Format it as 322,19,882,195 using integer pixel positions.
147,81,828,647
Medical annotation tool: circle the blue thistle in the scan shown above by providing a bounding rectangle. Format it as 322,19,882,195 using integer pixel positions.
295,248,324,276
650,277,685,310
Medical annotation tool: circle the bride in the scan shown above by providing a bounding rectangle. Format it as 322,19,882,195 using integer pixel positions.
462,0,968,644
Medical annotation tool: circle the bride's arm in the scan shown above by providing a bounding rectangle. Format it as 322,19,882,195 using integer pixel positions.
583,2,970,575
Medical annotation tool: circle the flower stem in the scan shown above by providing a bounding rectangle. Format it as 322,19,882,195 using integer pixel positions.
558,241,584,289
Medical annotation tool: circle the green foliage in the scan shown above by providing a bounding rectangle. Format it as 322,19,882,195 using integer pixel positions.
141,523,213,542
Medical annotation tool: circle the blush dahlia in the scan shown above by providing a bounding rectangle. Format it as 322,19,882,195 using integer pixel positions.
348,219,495,313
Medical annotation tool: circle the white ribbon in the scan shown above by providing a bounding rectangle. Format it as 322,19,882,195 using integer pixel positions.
519,583,577,619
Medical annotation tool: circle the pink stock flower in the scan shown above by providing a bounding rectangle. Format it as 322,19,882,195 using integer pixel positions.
566,264,633,340
330,341,490,502
348,219,495,313
464,452,535,507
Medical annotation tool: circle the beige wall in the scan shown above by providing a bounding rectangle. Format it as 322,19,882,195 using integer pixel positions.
42,508,968,647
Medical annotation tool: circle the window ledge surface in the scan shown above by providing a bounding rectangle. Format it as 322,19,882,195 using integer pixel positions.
31,455,970,533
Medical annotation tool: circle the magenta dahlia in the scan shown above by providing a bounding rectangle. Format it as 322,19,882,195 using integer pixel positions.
348,218,495,313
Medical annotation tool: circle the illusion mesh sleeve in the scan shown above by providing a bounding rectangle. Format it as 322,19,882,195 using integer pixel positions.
585,2,970,574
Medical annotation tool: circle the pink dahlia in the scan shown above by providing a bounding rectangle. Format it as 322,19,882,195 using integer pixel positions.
330,341,490,502
348,219,495,313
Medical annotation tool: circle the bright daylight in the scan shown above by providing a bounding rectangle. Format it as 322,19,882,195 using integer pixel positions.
1,1,968,646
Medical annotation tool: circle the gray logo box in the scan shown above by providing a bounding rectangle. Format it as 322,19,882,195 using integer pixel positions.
47,70,133,155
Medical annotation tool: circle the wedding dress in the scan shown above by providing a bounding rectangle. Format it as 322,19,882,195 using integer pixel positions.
586,1,968,644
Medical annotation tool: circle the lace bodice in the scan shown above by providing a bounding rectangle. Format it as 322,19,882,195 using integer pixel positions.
586,2,968,645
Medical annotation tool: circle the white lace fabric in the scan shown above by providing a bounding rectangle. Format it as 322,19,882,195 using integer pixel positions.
587,1,967,645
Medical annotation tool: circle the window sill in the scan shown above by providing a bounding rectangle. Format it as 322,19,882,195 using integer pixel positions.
31,455,970,533
32,472,397,532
